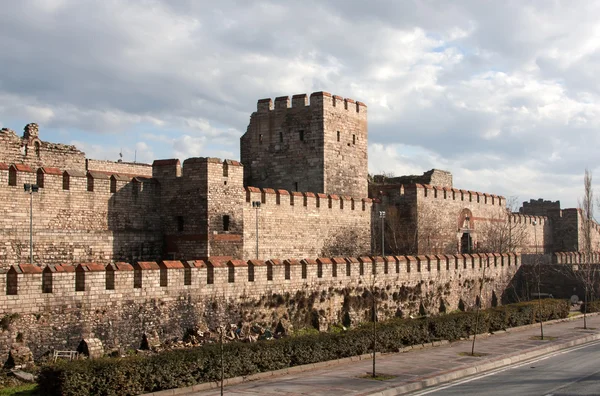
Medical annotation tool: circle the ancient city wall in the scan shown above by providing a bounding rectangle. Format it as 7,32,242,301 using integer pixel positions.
243,187,372,260
0,253,521,362
0,165,162,269
375,183,551,254
86,159,153,177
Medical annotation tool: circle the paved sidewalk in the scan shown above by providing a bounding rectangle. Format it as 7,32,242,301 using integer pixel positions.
148,313,600,396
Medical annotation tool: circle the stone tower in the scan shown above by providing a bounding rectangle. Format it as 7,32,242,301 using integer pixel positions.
240,91,368,197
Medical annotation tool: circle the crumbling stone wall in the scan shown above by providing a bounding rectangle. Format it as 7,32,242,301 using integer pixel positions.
0,124,86,171
0,254,521,363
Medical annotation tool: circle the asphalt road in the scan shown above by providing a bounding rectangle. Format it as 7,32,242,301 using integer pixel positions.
412,340,600,396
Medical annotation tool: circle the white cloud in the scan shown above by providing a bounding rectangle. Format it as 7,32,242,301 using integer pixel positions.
1,1,599,208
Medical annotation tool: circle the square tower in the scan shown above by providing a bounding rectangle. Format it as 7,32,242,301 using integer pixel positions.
240,91,368,197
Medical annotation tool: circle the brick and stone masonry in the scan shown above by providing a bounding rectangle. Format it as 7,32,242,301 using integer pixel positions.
0,253,521,362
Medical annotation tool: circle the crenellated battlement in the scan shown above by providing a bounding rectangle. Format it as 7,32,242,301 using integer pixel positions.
509,213,549,225
256,91,367,114
151,157,243,180
0,162,158,197
391,183,506,208
245,186,372,211
0,253,521,305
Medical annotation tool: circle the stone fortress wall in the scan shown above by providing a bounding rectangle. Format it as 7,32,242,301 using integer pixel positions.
370,172,597,255
0,253,521,362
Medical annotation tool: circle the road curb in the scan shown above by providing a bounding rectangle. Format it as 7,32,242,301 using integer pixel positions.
366,332,600,395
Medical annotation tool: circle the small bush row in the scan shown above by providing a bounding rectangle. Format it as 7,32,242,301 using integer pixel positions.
38,299,569,396
580,300,600,313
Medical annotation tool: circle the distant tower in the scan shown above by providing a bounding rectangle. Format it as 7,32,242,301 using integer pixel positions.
240,91,368,197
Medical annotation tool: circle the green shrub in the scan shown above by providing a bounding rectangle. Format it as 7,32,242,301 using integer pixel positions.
580,300,600,313
38,299,569,396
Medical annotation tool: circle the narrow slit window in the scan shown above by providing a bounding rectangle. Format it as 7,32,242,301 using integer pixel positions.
87,175,94,192
223,215,230,231
110,176,117,193
279,131,283,142
176,216,184,232
63,173,70,190
36,170,44,188
8,167,16,186
352,134,356,144
259,134,263,144
337,131,340,141
299,130,304,141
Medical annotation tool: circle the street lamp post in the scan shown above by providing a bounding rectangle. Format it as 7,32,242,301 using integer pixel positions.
379,211,386,257
24,183,39,265
372,210,385,378
533,219,544,340
252,201,261,259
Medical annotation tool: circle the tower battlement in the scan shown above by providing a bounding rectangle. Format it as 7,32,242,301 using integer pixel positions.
256,91,367,115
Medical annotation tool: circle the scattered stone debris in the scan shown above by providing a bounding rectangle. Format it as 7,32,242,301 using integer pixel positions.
10,369,35,382
5,343,33,369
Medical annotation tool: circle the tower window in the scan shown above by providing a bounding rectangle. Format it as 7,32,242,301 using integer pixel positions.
299,130,304,141
62,173,70,190
176,216,184,232
353,134,356,145
337,131,340,141
279,132,283,142
259,134,263,144
294,182,298,191
223,215,230,231
34,142,40,158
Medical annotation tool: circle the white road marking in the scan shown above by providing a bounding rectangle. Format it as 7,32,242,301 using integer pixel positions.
410,339,600,395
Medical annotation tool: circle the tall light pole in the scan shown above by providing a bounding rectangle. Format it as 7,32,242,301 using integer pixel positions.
252,201,261,259
372,210,385,378
24,183,39,265
533,219,544,340
379,211,386,257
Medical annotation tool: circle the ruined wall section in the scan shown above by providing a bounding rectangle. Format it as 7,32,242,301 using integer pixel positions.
243,189,372,260
0,254,522,362
322,94,368,198
87,159,153,177
0,166,161,269
240,93,325,194
0,124,86,172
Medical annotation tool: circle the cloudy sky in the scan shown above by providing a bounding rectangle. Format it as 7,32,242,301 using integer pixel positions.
1,0,599,208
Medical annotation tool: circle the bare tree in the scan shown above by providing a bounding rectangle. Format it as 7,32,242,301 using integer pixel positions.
477,197,528,253
321,228,369,257
574,169,600,329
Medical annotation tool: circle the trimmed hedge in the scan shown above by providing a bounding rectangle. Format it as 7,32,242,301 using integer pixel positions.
38,299,568,396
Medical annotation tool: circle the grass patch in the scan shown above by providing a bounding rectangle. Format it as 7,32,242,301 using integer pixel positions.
458,352,489,357
529,336,557,341
0,384,38,396
568,312,581,317
359,373,396,381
